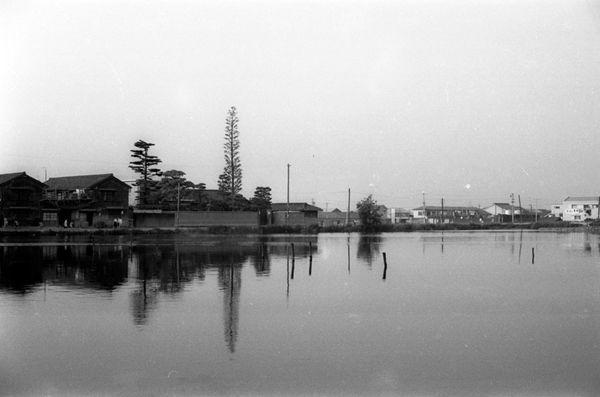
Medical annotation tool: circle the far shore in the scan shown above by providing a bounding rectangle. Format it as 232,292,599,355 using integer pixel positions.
0,221,595,236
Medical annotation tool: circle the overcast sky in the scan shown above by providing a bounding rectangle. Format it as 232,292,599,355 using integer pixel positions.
2,0,600,210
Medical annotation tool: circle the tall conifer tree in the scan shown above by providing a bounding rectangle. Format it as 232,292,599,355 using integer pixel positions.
219,106,242,208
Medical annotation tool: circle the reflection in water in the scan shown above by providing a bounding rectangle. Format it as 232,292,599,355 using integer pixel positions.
0,236,318,355
356,234,382,267
219,261,242,353
0,232,599,396
0,245,128,293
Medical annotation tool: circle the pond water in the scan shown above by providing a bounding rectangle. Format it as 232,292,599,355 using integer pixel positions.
0,231,599,396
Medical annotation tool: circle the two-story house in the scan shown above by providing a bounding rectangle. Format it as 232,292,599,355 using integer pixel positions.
43,174,130,227
558,196,600,222
0,172,47,226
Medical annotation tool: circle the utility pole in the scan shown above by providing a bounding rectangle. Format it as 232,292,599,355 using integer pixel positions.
510,193,515,224
535,198,539,222
286,164,290,224
441,197,444,224
422,191,426,223
176,180,180,228
518,194,522,223
346,188,350,226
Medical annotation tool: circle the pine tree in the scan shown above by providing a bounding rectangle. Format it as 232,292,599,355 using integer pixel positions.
129,140,162,206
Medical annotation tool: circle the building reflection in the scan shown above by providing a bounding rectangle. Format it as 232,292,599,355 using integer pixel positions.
0,244,128,293
0,235,318,353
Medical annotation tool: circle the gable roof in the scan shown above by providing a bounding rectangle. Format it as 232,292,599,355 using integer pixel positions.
271,202,322,212
487,203,517,211
44,174,128,190
0,172,26,186
0,172,46,188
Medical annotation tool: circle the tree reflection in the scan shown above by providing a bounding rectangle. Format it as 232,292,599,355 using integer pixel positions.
218,260,242,353
356,234,382,268
250,243,271,276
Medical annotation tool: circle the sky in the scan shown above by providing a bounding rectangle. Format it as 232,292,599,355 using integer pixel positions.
2,0,600,210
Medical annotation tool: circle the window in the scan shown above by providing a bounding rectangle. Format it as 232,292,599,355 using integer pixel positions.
102,190,115,201
43,212,57,222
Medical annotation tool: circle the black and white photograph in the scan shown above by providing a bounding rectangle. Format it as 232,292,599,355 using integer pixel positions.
1,0,600,395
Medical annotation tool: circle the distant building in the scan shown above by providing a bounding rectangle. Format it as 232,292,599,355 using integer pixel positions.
557,196,600,222
318,208,360,227
550,204,562,218
386,207,411,224
271,202,322,226
412,205,489,224
0,172,46,226
482,203,523,223
43,174,130,227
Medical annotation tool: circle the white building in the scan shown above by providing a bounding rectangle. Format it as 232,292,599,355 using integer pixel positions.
482,203,521,217
558,196,599,222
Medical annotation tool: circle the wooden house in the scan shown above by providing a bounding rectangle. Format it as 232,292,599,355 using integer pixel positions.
0,172,46,226
43,174,130,227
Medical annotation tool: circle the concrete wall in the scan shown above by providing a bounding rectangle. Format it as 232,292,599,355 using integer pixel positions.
177,211,258,227
272,211,318,226
135,212,175,228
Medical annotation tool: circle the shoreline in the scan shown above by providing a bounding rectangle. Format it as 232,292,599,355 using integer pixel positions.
0,222,593,236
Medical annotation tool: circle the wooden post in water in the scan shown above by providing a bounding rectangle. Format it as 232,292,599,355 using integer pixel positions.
531,247,535,264
382,252,388,280
308,241,313,276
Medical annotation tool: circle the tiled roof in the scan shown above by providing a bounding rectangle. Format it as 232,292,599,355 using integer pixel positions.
0,172,26,185
413,205,485,212
271,202,322,212
44,174,117,190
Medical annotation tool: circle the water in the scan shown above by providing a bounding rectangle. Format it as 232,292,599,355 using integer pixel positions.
0,231,599,396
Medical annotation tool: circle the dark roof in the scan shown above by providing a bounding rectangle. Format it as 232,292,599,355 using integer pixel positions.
44,174,128,190
0,172,26,185
0,172,46,188
271,202,322,212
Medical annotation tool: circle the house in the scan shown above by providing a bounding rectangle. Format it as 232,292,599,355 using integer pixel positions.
271,202,322,226
550,204,562,218
386,207,412,224
482,203,523,222
0,172,47,226
412,205,489,224
318,208,360,227
43,174,130,227
557,196,600,222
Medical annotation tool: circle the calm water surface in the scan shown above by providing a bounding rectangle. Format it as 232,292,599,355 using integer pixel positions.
0,231,599,396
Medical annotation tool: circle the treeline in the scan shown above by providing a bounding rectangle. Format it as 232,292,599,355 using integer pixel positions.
129,107,271,212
